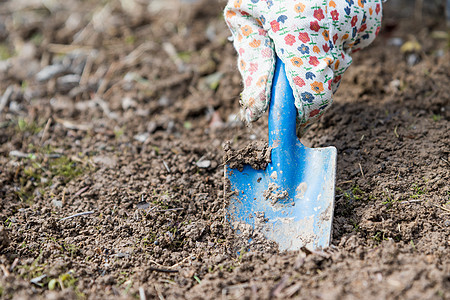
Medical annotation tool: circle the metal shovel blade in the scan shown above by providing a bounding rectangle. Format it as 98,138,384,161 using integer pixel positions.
227,58,337,251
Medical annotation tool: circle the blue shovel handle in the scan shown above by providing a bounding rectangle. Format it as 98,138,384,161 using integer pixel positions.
268,58,303,188
269,57,298,147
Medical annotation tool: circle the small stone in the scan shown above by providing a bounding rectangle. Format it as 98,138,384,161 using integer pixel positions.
122,97,137,110
92,155,117,168
196,160,211,168
9,150,29,158
158,96,171,107
36,64,66,82
136,201,150,210
134,133,149,143
57,74,80,91
52,199,63,208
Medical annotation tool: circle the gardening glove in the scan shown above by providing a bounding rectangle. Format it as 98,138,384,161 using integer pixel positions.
224,0,382,137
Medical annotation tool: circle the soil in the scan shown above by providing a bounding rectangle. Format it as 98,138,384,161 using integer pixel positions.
223,140,271,171
0,0,449,299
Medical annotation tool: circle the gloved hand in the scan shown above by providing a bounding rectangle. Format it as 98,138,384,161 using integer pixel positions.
224,0,382,137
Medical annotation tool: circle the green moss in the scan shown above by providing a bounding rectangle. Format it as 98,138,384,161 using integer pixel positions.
31,33,44,46
16,118,44,134
125,35,136,45
410,183,427,199
14,146,87,203
0,43,13,60
177,51,192,63
371,231,388,243
432,114,442,122
48,273,85,298
114,126,125,139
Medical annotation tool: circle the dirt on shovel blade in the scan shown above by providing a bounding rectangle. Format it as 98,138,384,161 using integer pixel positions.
223,140,272,171
0,0,449,299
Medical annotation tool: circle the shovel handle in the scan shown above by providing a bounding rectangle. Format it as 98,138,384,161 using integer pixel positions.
269,57,299,151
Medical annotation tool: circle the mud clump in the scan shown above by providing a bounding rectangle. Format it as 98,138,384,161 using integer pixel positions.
263,182,289,204
0,226,10,250
230,212,279,254
223,140,272,171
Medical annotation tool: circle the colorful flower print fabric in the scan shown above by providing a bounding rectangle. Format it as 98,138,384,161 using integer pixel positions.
224,0,382,137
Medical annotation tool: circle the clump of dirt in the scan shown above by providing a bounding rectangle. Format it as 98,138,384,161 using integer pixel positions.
0,226,10,250
223,140,272,171
263,182,289,204
229,214,279,255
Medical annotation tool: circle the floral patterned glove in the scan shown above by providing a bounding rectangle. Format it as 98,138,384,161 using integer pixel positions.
224,0,382,137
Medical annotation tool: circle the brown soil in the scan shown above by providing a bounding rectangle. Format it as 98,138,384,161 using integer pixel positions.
0,0,449,299
223,140,271,171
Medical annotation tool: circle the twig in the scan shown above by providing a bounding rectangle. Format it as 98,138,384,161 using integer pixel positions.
222,153,240,165
39,118,52,146
10,258,19,271
139,287,147,300
168,256,191,269
222,283,250,296
74,186,89,197
0,86,14,114
282,282,302,298
400,199,424,204
435,205,450,213
162,42,185,72
358,163,365,179
55,117,92,131
80,51,95,86
47,43,93,54
60,211,95,221
154,208,183,213
270,275,289,298
441,158,450,166
123,42,156,66
96,62,121,96
0,264,10,277
93,97,118,120
338,180,353,185
159,279,176,285
62,187,66,204
148,255,191,270
148,260,166,268
148,267,178,274
162,160,171,173
154,284,165,300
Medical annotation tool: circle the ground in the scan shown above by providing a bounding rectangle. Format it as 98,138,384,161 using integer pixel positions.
0,0,449,299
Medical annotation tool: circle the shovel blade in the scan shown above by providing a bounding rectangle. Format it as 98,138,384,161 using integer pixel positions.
227,58,337,251
227,144,336,251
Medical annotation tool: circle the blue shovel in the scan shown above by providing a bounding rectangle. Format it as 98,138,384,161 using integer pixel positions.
227,58,337,251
